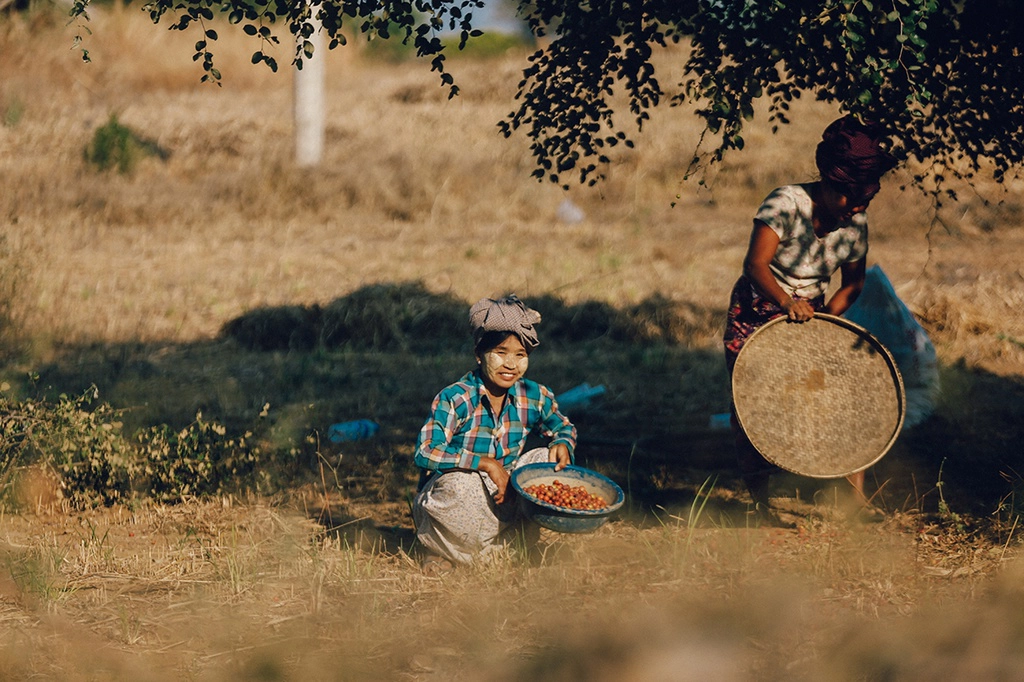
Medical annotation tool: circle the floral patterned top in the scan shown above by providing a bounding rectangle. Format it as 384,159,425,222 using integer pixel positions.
755,184,868,300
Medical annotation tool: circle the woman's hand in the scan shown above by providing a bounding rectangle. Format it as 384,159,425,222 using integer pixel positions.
744,222,813,322
548,443,571,471
477,458,511,504
781,297,815,322
823,258,866,317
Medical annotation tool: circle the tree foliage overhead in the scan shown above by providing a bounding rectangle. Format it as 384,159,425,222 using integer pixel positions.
70,0,1024,191
505,0,1024,191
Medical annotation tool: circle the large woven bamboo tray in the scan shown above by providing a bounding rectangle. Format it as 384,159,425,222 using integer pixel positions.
731,314,906,478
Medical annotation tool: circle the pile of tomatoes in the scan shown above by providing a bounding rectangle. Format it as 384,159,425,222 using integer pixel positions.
522,480,608,511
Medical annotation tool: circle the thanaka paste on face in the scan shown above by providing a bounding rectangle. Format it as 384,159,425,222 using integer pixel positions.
484,350,529,377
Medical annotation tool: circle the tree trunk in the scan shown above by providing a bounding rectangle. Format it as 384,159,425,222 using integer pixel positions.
293,13,325,168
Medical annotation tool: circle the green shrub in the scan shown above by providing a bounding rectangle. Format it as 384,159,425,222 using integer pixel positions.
135,412,268,503
40,389,137,505
0,387,132,506
0,386,270,508
2,97,24,128
83,114,169,174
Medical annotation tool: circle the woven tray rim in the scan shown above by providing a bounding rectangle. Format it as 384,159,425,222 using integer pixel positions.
732,313,906,478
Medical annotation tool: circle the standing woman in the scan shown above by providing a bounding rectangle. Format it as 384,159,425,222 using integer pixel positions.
413,295,576,572
724,115,897,525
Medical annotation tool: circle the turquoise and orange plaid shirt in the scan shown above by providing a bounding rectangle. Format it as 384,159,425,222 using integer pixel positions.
415,370,577,472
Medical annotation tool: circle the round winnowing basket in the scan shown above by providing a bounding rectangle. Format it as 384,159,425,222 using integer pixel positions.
731,314,906,478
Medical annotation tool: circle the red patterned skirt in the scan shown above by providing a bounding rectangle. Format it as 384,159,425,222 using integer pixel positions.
723,275,824,375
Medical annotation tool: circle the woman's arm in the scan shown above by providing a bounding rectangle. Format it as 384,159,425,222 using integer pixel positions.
823,257,866,316
743,221,815,321
414,394,473,471
538,386,577,456
476,457,512,504
416,389,515,503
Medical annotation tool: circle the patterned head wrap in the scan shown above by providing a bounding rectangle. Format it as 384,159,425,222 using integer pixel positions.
815,115,897,203
469,294,542,350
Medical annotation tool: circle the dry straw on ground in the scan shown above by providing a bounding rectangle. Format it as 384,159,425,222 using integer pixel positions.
2,6,1024,680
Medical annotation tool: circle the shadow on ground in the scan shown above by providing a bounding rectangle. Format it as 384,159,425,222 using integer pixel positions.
23,281,1024,533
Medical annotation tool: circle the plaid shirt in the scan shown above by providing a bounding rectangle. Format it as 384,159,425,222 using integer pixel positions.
415,370,577,472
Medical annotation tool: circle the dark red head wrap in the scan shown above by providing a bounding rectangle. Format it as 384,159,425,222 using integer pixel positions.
815,116,897,203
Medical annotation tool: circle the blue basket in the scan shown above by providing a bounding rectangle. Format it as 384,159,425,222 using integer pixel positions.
511,463,625,534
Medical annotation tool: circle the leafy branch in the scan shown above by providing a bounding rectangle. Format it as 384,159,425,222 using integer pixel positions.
66,0,1024,192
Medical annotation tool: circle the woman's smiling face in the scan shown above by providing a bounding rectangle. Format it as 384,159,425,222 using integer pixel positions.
477,334,529,394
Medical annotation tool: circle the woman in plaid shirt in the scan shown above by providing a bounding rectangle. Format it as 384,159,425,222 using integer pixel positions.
412,295,577,572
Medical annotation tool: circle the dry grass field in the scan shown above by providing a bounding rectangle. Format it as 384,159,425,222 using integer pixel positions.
3,5,1024,679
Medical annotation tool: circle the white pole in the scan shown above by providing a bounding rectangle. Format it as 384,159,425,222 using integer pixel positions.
294,11,325,167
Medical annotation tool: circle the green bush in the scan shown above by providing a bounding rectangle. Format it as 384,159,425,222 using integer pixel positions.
83,114,169,175
2,97,24,128
0,387,270,508
136,412,267,503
